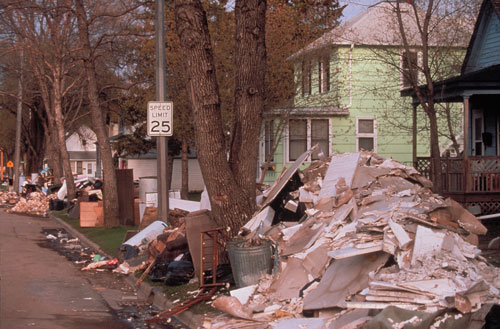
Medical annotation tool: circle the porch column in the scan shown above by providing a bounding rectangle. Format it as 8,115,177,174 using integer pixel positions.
464,96,470,192
412,104,417,166
463,96,470,161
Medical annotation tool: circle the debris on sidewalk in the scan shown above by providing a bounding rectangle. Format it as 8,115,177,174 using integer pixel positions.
205,150,500,329
5,192,58,217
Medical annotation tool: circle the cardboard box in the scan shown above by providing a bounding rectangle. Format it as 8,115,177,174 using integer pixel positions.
80,201,104,227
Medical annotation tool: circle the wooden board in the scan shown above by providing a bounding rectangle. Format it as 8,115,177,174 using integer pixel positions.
116,169,134,226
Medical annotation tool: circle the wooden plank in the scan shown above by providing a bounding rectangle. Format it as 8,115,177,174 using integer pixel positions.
365,295,433,304
328,244,383,260
345,301,436,311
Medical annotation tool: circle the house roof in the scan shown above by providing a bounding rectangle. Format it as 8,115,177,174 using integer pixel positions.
401,64,500,103
461,0,500,74
289,1,470,60
263,106,349,118
68,151,96,160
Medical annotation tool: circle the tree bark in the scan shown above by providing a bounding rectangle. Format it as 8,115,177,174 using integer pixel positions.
53,93,77,199
229,0,266,204
75,0,120,228
45,130,63,185
181,137,189,199
174,0,258,231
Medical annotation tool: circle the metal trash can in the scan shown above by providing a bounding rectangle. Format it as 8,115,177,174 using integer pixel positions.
227,240,273,288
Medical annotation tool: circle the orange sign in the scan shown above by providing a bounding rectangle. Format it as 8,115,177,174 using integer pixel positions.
6,161,13,168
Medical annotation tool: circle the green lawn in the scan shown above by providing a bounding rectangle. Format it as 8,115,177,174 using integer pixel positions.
52,210,137,257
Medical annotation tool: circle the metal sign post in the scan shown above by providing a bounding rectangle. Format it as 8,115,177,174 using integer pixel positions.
154,0,169,224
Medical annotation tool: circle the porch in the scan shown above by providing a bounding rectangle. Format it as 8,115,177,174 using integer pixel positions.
415,156,500,214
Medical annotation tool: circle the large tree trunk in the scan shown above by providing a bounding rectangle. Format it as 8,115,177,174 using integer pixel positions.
45,130,63,185
181,137,189,199
26,110,46,174
53,90,76,200
229,0,266,204
75,0,120,228
174,0,258,231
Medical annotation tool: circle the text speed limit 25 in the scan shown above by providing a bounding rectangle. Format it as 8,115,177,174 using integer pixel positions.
147,101,173,137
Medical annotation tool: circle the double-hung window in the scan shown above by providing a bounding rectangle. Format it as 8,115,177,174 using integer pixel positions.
288,118,330,161
302,59,311,96
264,120,275,162
318,53,330,94
356,117,377,152
401,51,418,89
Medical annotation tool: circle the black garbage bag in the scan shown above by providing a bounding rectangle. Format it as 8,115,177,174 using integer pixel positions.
149,259,170,282
203,264,234,286
164,260,194,286
484,305,500,329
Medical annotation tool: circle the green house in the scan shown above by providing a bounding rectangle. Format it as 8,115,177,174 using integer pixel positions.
259,1,468,184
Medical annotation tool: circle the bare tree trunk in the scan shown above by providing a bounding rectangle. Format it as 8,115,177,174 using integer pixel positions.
428,109,442,193
229,0,266,204
443,104,460,154
75,0,120,228
174,0,258,231
181,137,189,199
53,90,76,200
45,130,63,185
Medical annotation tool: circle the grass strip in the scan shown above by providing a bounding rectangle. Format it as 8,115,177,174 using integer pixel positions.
51,209,137,257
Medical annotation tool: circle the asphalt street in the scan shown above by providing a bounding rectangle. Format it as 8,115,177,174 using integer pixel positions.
0,209,130,329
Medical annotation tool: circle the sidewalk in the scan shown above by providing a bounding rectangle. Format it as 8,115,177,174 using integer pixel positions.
49,212,204,328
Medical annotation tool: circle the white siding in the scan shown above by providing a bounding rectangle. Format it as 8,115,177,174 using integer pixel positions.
126,158,205,192
66,126,97,152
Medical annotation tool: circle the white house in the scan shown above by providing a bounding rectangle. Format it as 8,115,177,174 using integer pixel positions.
121,149,205,192
65,125,97,177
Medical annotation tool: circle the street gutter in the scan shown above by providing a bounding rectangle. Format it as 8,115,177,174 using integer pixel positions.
49,211,203,328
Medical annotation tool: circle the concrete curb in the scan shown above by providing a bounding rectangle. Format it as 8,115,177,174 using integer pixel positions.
49,211,204,328
49,212,113,259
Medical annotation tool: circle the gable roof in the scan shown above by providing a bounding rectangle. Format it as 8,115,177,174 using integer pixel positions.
461,0,500,74
290,1,470,61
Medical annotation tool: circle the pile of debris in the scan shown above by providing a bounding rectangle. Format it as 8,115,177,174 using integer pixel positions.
113,210,194,287
0,191,19,206
6,192,58,217
207,151,500,328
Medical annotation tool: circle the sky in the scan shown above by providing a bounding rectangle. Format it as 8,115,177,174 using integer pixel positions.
339,0,381,22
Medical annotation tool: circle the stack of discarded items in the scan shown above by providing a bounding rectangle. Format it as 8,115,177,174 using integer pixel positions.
114,209,196,286
2,191,58,217
0,191,19,206
207,151,500,328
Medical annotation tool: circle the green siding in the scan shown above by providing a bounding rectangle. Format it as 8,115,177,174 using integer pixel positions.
261,45,464,184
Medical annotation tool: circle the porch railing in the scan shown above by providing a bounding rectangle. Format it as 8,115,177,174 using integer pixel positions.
415,156,500,193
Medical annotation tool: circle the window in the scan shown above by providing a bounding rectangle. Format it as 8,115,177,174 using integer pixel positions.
311,120,329,160
302,59,311,96
356,117,376,152
264,120,275,162
87,163,93,175
289,119,307,161
401,51,418,88
288,118,330,161
76,161,83,175
318,53,330,93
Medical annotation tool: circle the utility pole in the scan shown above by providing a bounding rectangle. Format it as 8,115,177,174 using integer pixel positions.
13,50,23,193
155,0,169,223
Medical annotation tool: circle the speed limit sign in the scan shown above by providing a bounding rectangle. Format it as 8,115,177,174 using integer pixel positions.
147,101,173,136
